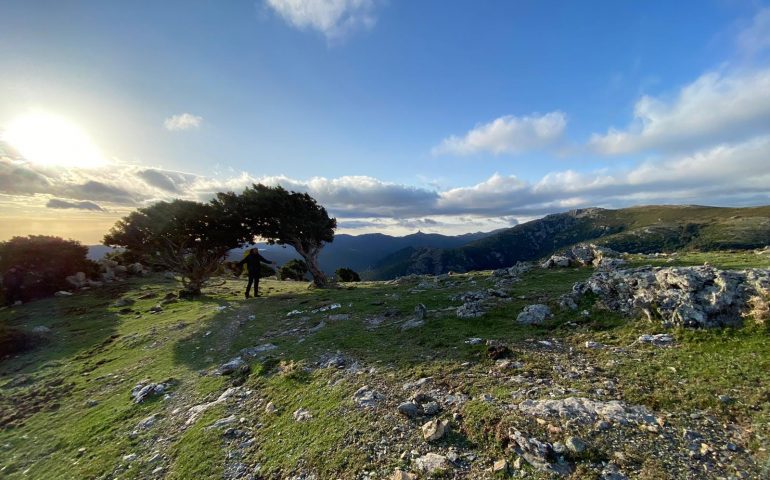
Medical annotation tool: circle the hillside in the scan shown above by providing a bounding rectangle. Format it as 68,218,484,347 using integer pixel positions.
225,230,497,277
369,205,770,279
1,250,769,479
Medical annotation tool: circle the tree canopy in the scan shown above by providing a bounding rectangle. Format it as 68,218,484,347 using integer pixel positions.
104,200,243,296
214,184,336,286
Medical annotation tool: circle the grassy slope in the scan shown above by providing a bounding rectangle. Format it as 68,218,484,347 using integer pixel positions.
0,250,769,478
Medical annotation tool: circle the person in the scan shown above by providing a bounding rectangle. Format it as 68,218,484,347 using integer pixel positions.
236,248,275,298
2,265,24,306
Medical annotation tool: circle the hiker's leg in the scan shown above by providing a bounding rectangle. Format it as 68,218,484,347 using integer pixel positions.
245,276,254,298
253,274,260,297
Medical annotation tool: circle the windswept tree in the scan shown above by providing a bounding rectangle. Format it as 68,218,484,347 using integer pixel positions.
214,184,336,287
104,200,243,297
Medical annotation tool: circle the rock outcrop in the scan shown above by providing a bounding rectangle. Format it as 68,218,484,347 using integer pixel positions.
542,244,625,269
574,265,770,328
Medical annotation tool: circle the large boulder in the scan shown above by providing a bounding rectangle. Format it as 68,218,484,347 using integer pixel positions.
574,265,770,328
517,304,552,325
542,244,624,269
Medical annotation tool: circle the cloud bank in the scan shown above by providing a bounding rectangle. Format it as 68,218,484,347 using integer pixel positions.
589,67,770,155
46,198,104,211
3,133,770,235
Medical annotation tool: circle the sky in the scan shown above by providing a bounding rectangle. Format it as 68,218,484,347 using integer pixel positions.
1,0,770,243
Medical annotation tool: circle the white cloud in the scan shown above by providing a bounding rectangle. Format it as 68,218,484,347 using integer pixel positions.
433,112,567,156
163,113,203,131
590,67,770,155
737,7,770,56
265,0,378,41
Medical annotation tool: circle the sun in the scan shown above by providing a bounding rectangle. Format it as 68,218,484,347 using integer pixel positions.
2,112,106,168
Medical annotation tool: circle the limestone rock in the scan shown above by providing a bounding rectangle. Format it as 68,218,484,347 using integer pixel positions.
414,452,450,473
352,385,384,408
293,408,313,422
422,419,448,441
517,304,552,325
218,357,248,375
574,265,770,328
390,469,417,480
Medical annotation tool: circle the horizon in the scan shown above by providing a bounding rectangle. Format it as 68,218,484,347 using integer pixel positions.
2,1,770,243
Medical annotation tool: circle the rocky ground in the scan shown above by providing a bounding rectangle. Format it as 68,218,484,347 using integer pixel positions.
1,249,769,479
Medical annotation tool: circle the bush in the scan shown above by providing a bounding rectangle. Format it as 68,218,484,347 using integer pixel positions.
278,259,308,281
0,322,41,357
0,235,98,302
259,263,277,278
335,267,360,282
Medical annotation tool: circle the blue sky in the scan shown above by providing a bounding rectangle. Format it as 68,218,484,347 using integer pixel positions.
1,0,770,242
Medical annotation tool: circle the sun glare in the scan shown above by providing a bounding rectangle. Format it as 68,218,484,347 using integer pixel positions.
2,112,106,168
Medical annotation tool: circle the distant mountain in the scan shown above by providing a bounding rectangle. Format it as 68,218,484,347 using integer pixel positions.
226,230,500,277
368,205,770,279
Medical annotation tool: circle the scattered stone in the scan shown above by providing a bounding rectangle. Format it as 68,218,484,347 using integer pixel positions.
352,386,384,408
509,429,570,475
130,382,168,403
565,436,587,454
718,394,734,404
422,401,440,416
517,304,552,325
208,415,237,429
390,469,417,480
239,343,278,357
637,333,674,346
136,414,158,430
456,301,485,318
414,453,450,474
585,341,603,349
148,304,163,313
186,387,244,425
293,408,313,422
518,397,656,426
542,255,572,269
54,291,73,297
397,402,421,418
327,313,350,321
422,419,448,441
465,337,483,345
122,453,137,462
403,377,432,390
265,402,277,414
400,317,425,331
492,459,508,474
414,303,427,320
218,357,248,375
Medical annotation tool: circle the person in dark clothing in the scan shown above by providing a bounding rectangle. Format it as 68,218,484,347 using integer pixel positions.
2,265,24,306
237,249,275,298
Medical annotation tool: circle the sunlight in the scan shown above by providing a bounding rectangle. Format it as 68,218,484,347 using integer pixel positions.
2,112,106,168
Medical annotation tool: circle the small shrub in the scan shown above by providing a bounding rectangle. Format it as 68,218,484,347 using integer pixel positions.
335,267,360,282
0,235,98,302
278,259,308,281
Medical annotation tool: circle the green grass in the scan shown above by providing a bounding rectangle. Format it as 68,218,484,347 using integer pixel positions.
1,253,769,478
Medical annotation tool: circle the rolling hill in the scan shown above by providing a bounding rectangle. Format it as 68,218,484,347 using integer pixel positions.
368,205,770,279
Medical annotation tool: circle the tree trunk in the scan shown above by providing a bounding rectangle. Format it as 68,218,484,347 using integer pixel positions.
297,248,327,287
